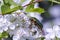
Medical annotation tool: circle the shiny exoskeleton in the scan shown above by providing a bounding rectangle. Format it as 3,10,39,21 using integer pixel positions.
29,17,43,31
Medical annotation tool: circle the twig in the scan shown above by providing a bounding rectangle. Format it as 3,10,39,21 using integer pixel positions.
23,0,42,7
23,1,36,7
50,0,60,4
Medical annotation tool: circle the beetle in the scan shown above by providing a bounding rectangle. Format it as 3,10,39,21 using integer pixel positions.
29,17,43,31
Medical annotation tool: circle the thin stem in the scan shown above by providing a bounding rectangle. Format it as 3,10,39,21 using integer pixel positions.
23,0,42,7
50,0,60,4
23,1,36,7
51,0,53,6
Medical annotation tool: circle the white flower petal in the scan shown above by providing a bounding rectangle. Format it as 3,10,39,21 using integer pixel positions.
45,32,55,39
49,33,55,39
13,36,20,40
34,3,39,8
9,25,15,30
56,31,60,38
45,34,50,39
4,14,16,22
3,27,8,31
45,28,53,33
53,25,60,31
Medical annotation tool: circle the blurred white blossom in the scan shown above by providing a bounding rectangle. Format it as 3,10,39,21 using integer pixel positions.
34,3,39,8
48,5,60,18
45,25,60,39
13,0,21,4
53,18,60,25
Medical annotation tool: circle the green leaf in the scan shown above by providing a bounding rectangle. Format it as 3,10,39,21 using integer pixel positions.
25,4,45,13
0,6,1,14
57,0,60,2
1,4,10,15
3,0,18,6
1,4,23,15
25,4,34,12
50,0,60,4
0,38,2,40
31,0,34,2
3,0,9,4
31,8,45,13
41,37,45,40
0,33,2,38
0,32,9,39
21,0,25,3
2,31,9,38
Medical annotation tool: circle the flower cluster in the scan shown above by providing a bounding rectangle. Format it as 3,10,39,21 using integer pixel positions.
0,15,11,33
0,10,43,40
1,10,60,40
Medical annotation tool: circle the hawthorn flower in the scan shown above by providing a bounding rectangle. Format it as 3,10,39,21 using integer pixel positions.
12,25,42,40
0,15,11,33
13,36,20,40
0,10,43,40
45,25,60,39
12,27,30,40
4,14,16,22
